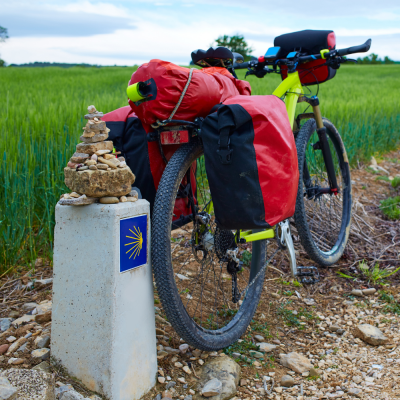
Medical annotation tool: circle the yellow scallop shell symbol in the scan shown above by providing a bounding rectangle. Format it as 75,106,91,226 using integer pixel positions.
125,226,143,260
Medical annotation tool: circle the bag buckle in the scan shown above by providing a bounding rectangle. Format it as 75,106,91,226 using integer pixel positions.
217,147,233,164
217,137,233,164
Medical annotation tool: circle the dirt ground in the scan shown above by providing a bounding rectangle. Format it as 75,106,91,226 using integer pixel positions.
0,149,399,400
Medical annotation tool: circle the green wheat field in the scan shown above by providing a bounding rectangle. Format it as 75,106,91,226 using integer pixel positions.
0,65,399,269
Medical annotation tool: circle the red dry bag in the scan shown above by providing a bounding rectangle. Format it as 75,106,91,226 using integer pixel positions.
128,60,251,126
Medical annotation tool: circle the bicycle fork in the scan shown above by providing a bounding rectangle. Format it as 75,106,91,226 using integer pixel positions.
311,97,339,194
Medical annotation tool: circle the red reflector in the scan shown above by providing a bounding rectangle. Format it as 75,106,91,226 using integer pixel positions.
161,130,189,144
327,32,336,50
258,56,265,63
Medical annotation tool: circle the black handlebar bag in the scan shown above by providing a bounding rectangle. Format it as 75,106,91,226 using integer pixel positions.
201,95,299,230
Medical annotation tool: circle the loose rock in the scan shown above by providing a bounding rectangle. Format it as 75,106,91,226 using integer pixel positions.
351,289,364,297
0,318,12,332
196,354,240,400
76,140,113,156
354,324,388,345
99,197,119,204
79,132,108,143
31,348,50,361
8,358,24,365
258,343,277,353
362,288,376,295
120,196,127,203
201,379,222,397
280,375,295,387
0,376,17,400
70,153,89,163
280,352,312,373
34,335,50,349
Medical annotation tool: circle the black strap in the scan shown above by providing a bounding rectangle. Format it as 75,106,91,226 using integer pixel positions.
216,108,235,164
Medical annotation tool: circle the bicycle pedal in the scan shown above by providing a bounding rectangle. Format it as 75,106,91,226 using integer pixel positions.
296,266,320,284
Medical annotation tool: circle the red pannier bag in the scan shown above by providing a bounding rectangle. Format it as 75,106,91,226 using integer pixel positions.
200,95,298,229
275,30,337,86
103,106,196,223
128,60,251,126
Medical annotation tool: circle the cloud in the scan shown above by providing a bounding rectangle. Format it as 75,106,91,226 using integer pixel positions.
1,1,134,37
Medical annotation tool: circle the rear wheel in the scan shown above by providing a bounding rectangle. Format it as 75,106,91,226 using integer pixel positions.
151,139,266,350
294,118,352,266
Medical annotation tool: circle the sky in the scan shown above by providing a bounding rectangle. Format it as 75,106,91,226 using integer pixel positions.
1,0,400,65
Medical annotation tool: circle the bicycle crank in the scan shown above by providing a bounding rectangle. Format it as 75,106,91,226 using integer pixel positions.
277,220,319,284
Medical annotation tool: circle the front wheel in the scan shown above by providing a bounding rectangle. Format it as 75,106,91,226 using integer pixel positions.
294,118,352,266
151,139,266,350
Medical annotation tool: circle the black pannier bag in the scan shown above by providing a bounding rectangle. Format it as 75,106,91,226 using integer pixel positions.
201,95,299,230
275,29,337,85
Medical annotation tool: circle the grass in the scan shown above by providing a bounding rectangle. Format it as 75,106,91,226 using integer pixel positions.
1,64,400,269
379,196,400,220
379,290,400,315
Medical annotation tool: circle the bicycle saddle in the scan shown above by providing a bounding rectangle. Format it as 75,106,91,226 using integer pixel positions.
191,47,243,67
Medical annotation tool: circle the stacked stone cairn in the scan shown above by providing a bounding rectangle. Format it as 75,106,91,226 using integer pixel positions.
59,105,137,205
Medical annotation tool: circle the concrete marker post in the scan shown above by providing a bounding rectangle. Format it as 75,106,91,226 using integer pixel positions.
52,200,157,400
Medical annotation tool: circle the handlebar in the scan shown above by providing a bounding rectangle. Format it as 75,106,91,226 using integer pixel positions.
337,39,371,56
232,39,372,72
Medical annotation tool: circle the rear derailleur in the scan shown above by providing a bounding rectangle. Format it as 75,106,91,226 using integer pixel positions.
226,248,243,303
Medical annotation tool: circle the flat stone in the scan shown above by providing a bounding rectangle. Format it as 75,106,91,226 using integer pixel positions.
64,166,135,198
55,384,74,398
79,132,108,143
76,140,113,156
22,303,38,312
195,354,240,400
0,376,17,400
59,194,98,206
308,367,319,377
118,161,127,168
89,165,97,170
280,352,312,373
3,369,54,400
201,379,222,397
32,361,51,373
280,375,295,387
118,157,125,162
249,350,264,358
348,388,362,398
362,288,376,295
351,289,364,297
0,318,13,332
35,336,50,349
82,130,96,138
99,197,119,204
258,343,277,353
95,149,111,156
329,325,341,332
84,112,104,119
31,348,50,361
70,153,89,163
6,336,16,343
35,312,51,324
97,156,117,169
97,163,108,170
120,196,127,203
8,357,24,365
254,335,264,342
156,328,165,335
354,324,388,346
126,196,138,202
7,337,27,354
85,159,97,166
